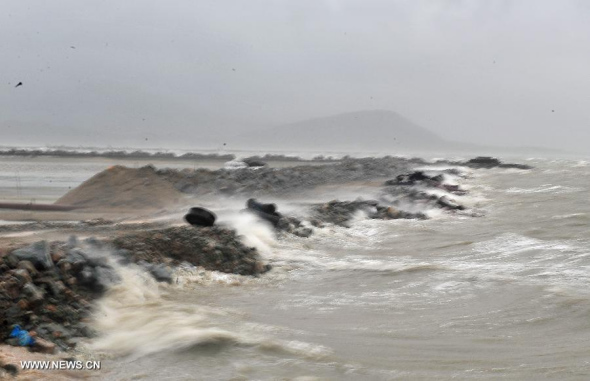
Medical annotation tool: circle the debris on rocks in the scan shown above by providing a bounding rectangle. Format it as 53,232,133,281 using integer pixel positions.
184,207,216,227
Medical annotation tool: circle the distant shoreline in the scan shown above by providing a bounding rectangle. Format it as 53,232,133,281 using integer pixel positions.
0,148,330,162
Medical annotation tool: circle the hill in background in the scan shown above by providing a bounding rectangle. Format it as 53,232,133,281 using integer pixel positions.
233,110,450,152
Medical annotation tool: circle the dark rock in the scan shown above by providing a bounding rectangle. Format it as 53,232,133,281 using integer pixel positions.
246,198,281,227
2,254,19,268
48,280,67,297
2,363,18,376
467,156,501,167
243,158,267,167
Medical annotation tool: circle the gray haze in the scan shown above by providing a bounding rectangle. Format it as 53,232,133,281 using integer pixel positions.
1,1,589,151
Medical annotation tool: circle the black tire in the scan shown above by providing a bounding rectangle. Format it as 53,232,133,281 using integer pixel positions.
184,207,216,227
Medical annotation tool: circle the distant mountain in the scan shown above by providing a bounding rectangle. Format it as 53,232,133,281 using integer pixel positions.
234,110,447,151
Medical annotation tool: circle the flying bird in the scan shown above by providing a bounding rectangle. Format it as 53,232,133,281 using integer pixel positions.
15,82,22,88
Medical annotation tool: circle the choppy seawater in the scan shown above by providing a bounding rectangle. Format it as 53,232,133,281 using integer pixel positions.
3,155,590,380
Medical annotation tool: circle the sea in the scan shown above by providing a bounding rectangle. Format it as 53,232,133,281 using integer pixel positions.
1,152,590,380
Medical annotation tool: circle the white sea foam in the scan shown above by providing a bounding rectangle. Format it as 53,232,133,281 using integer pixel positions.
506,184,583,194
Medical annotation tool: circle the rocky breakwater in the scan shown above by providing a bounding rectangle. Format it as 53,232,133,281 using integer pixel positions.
311,200,426,228
382,170,468,212
112,226,271,276
1,226,271,357
159,156,419,196
0,238,119,354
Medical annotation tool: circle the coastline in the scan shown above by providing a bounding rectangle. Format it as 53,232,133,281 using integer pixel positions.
0,154,531,378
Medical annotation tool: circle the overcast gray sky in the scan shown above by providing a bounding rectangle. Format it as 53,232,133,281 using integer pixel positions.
1,0,589,151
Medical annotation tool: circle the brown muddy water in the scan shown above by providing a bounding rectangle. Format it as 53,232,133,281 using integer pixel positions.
3,155,590,380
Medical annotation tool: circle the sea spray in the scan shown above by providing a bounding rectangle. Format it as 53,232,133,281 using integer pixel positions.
220,212,277,256
89,265,248,358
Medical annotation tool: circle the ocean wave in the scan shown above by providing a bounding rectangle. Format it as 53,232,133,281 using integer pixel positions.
506,184,583,194
88,266,329,360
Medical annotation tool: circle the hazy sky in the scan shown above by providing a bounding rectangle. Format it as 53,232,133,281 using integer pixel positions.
2,0,589,151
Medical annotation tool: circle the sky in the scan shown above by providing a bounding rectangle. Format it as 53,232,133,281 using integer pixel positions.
1,0,589,151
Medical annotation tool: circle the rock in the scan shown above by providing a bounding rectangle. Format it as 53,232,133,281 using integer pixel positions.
78,324,98,338
246,198,281,227
437,196,465,210
293,227,313,238
184,207,216,227
77,265,119,293
83,237,103,248
2,363,18,376
467,156,501,167
63,248,89,273
11,269,32,285
31,337,56,354
51,249,65,263
243,158,267,167
48,280,67,297
12,241,52,270
37,323,73,341
2,254,19,268
22,283,44,306
458,156,532,170
67,235,79,248
386,171,442,186
112,226,269,276
386,206,402,218
17,260,38,277
148,264,173,283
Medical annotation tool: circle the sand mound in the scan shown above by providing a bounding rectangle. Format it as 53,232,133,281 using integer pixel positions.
56,165,183,209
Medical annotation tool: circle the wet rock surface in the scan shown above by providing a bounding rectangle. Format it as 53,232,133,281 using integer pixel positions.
385,171,467,195
311,200,426,227
442,156,533,170
112,226,270,276
245,199,313,238
0,240,116,352
159,157,421,197
157,156,530,198
1,226,271,352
